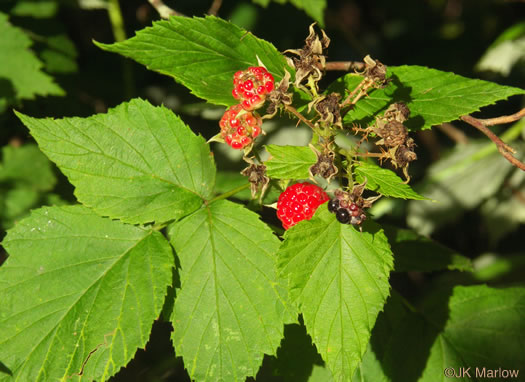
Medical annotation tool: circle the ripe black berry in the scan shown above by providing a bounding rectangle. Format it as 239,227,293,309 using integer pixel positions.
327,198,339,213
336,208,350,224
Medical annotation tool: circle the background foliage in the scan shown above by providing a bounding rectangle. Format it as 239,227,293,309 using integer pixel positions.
0,0,524,381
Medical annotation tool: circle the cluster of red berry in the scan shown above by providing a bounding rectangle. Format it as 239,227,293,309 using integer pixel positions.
219,66,274,150
276,182,329,229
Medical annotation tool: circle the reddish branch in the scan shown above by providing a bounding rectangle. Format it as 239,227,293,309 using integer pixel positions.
476,108,525,126
208,0,223,15
325,61,366,71
461,108,525,171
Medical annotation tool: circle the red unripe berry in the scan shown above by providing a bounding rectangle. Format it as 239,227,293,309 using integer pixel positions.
276,183,329,230
219,104,263,150
231,66,275,110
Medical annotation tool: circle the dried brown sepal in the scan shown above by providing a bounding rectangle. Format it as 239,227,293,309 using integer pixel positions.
309,145,338,182
383,102,410,123
386,138,417,182
241,163,270,199
363,55,388,87
375,120,409,147
264,71,293,119
309,93,342,129
340,55,389,110
285,23,330,93
365,102,416,181
394,138,418,168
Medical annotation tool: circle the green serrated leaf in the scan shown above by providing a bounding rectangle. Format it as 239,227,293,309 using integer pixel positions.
382,225,473,272
16,98,216,224
0,12,63,104
0,205,174,381
278,207,393,380
341,65,525,130
354,161,426,200
96,15,291,106
168,200,294,382
265,145,317,180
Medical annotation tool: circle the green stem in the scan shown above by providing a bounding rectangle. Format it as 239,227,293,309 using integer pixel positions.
107,0,126,42
107,0,134,98
209,183,251,204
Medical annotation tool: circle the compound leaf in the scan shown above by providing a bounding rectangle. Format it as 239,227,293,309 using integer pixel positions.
16,98,216,224
265,145,317,180
354,161,426,200
168,200,294,382
0,205,174,382
97,16,290,106
342,66,525,130
0,12,63,106
278,207,393,380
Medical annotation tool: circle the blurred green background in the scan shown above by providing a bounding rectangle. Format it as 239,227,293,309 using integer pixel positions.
0,0,524,380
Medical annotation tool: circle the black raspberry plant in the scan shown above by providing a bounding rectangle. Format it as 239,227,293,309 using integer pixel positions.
0,7,524,382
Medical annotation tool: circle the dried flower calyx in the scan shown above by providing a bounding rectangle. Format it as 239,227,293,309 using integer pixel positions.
363,55,388,87
241,163,269,199
285,23,330,93
265,71,293,118
310,93,342,129
370,102,417,180
309,145,338,182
